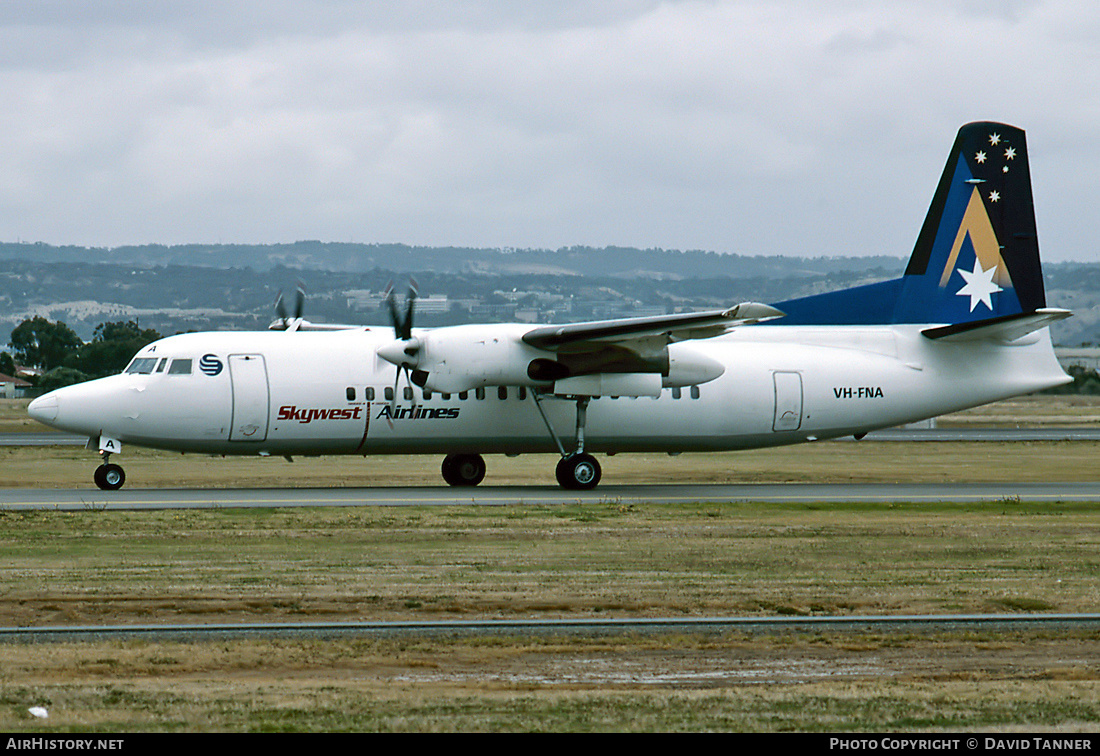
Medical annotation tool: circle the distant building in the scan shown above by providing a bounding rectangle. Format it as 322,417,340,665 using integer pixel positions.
0,372,31,399
1056,349,1100,372
414,295,450,314
346,290,449,314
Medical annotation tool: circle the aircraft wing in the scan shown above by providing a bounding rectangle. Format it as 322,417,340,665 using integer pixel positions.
520,302,784,352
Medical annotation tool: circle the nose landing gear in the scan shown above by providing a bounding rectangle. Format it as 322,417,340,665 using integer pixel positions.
92,462,125,490
93,437,126,490
93,459,126,490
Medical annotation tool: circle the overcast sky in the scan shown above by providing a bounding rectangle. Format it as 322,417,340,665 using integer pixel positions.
0,0,1096,263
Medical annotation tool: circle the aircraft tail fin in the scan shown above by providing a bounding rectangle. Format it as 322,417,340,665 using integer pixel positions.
772,122,1055,327
893,121,1044,324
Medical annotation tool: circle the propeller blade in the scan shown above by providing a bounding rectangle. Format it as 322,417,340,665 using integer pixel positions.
403,279,417,340
272,281,307,331
387,368,400,427
293,282,306,320
383,279,417,340
385,364,419,430
384,283,398,332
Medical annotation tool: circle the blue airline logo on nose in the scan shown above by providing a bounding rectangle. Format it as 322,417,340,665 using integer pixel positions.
199,354,223,376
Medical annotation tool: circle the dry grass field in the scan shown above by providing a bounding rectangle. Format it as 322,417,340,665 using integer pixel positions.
1,500,1099,732
1,395,1099,732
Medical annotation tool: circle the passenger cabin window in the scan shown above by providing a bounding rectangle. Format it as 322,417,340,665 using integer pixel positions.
125,357,158,374
384,387,394,401
167,359,192,375
346,387,356,401
366,387,375,401
690,386,700,399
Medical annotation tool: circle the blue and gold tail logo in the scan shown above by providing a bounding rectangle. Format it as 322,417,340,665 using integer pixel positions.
896,122,1043,325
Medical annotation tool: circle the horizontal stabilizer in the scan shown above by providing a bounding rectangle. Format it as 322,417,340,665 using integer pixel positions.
921,308,1072,342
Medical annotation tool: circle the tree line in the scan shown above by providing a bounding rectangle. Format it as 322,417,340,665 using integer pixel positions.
3,317,160,389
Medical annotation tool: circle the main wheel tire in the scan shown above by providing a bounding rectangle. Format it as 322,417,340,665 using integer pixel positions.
555,453,601,490
441,453,486,487
93,463,126,491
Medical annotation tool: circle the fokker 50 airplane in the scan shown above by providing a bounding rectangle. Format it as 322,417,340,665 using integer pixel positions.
28,122,1072,491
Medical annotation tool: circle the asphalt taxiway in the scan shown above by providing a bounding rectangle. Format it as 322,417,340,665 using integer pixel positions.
3,481,1099,510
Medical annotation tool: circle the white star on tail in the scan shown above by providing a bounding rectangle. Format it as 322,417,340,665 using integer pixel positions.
955,259,1003,312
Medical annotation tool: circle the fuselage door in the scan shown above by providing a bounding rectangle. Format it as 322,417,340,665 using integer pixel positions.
772,371,803,432
229,354,270,441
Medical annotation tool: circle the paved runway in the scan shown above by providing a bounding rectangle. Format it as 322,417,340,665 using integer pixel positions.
5,428,1100,446
3,481,1099,510
4,427,1097,509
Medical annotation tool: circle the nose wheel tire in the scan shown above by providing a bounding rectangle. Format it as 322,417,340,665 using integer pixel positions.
441,453,486,487
94,463,126,491
555,453,601,490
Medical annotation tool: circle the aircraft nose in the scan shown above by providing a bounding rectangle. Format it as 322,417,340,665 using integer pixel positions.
27,393,59,423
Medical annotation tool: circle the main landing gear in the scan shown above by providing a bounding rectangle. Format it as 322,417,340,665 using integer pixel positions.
537,393,602,490
438,393,603,490
554,451,601,490
441,453,486,487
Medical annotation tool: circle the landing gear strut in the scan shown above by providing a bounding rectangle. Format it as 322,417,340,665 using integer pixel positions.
534,393,602,490
93,452,126,491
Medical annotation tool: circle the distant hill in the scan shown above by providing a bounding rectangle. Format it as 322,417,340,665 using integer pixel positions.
0,241,904,279
0,242,1096,346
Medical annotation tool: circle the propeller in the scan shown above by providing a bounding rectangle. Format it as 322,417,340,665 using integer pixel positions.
271,281,307,331
379,280,421,424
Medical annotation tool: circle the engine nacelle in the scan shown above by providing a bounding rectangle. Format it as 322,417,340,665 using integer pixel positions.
376,324,727,394
380,324,550,394
664,344,726,387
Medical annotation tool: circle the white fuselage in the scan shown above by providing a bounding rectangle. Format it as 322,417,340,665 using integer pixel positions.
28,324,1070,458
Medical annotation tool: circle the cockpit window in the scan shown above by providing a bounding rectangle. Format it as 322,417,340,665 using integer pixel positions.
167,359,193,375
125,357,159,374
